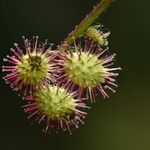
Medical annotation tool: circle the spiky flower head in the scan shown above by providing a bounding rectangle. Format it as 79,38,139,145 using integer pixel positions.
23,85,89,134
2,36,56,96
56,39,121,102
85,25,110,46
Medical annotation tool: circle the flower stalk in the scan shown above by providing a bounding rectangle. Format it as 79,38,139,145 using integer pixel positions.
58,0,114,49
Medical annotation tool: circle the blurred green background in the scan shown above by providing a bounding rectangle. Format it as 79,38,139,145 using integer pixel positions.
0,0,150,150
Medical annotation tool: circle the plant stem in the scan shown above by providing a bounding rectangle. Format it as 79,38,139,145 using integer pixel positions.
58,0,114,49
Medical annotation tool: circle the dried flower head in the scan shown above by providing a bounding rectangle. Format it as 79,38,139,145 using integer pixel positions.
56,39,121,102
23,85,89,134
2,36,56,96
85,25,110,46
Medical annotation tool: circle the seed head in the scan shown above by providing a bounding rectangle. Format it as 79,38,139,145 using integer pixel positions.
56,39,121,102
23,85,89,134
2,36,56,96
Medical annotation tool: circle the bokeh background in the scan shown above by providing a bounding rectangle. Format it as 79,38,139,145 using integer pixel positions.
0,0,150,150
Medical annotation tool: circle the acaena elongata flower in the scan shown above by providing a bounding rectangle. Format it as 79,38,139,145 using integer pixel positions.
2,36,56,96
22,84,89,134
1,0,121,135
55,38,121,102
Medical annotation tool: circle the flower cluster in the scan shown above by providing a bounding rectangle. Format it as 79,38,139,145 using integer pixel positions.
23,85,89,134
56,39,121,102
2,25,121,134
2,36,56,96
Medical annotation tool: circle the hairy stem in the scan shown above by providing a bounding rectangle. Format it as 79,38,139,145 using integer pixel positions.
58,0,114,49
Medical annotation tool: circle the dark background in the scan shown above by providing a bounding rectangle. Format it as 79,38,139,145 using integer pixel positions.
0,0,150,150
